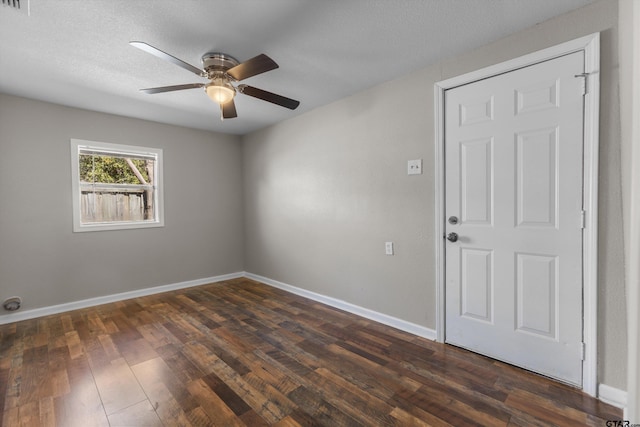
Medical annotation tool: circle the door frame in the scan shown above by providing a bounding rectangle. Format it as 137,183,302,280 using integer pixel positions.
434,33,600,396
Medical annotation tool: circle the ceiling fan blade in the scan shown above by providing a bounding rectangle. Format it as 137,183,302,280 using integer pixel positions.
130,41,204,76
227,54,279,81
221,99,238,119
140,83,205,94
238,85,300,110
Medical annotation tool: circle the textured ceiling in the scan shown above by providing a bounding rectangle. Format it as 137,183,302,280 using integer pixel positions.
0,0,596,135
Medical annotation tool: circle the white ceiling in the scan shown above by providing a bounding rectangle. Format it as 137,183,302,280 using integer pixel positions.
0,0,596,135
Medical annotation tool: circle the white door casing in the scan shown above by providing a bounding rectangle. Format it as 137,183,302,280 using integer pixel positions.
434,33,600,395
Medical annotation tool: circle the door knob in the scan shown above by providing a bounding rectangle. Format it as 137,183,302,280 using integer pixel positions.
446,232,458,242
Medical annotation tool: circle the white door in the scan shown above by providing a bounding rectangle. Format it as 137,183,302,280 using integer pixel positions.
444,51,585,386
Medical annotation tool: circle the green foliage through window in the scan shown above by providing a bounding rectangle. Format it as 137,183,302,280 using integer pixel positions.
79,154,152,184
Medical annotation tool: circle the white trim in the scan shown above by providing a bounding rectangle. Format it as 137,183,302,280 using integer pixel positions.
435,33,600,90
245,272,437,341
599,383,628,413
434,83,447,343
70,139,165,232
434,33,600,396
0,272,243,325
581,32,601,399
0,271,438,342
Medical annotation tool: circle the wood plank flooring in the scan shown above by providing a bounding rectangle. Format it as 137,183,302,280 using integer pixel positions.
0,278,622,426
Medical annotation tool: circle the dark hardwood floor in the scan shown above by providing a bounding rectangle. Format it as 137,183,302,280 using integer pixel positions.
0,278,622,426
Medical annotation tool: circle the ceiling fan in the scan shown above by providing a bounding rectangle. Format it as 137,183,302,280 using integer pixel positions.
129,41,300,119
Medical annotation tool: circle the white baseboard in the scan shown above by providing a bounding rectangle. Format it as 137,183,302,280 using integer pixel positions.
0,271,437,343
0,272,244,325
244,272,437,341
599,383,628,414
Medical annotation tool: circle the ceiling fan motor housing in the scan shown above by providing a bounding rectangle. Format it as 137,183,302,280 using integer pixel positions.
201,52,239,78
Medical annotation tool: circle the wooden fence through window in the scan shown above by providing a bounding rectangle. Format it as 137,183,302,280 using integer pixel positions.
80,183,153,223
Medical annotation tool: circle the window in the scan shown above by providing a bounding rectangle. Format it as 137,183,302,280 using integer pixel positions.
71,139,164,232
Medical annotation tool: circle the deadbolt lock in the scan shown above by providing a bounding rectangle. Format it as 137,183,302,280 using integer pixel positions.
448,216,459,225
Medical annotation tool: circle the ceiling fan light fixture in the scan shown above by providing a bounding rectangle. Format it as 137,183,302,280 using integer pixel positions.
205,78,235,105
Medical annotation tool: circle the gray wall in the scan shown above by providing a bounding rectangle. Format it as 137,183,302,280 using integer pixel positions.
242,0,626,389
0,94,244,310
618,1,640,418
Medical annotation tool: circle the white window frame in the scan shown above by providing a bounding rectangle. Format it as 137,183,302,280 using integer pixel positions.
70,139,164,232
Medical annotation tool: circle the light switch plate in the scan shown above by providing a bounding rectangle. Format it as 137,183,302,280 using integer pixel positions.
408,159,422,175
385,241,394,255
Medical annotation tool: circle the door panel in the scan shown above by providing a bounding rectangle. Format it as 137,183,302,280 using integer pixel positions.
444,51,585,386
461,138,493,225
515,252,558,339
460,248,493,322
516,127,558,227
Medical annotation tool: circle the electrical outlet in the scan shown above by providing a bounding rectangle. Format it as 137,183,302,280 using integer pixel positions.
408,159,422,175
385,241,394,255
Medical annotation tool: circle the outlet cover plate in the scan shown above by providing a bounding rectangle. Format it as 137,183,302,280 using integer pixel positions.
408,159,422,175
